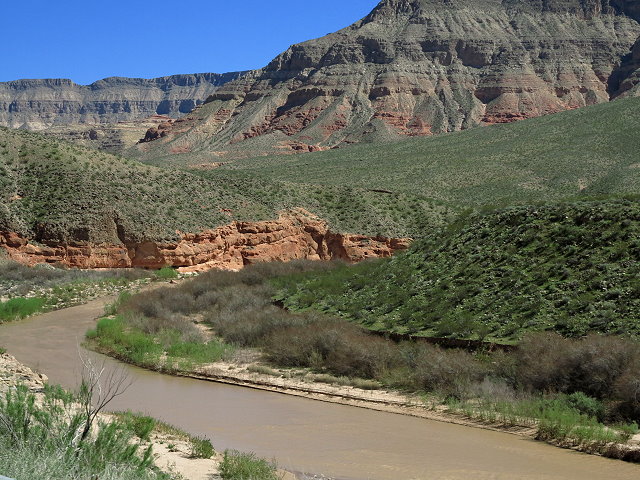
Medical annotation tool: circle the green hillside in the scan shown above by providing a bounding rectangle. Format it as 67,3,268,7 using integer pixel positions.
276,198,640,342
219,97,640,207
0,128,451,243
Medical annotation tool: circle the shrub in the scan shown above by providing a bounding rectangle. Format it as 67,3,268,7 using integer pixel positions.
105,291,134,316
516,333,640,401
565,392,605,422
0,385,165,480
155,267,178,280
406,343,485,399
219,450,278,480
118,411,157,441
264,318,396,379
189,436,214,459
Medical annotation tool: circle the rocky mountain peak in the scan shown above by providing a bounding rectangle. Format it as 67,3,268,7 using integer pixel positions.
132,0,640,163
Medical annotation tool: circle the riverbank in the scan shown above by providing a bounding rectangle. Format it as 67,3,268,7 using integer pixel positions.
92,348,640,462
86,274,640,465
0,352,295,480
87,304,640,464
5,298,640,480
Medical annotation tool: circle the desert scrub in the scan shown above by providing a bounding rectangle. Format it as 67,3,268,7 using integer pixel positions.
219,450,279,480
275,199,640,341
0,385,171,480
0,258,151,299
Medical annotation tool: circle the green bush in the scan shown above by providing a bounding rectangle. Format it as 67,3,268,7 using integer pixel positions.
219,450,278,480
118,411,157,441
0,385,168,480
155,267,178,280
565,392,605,422
189,436,214,459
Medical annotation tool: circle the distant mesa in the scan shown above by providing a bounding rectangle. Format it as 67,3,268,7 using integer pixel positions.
0,72,247,131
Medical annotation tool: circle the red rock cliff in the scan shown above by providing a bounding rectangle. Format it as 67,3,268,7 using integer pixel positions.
0,210,410,272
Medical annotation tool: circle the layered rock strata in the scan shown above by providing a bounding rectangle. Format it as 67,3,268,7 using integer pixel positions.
0,211,410,273
134,0,640,162
0,72,246,130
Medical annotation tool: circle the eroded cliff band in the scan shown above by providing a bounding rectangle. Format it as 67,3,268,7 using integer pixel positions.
0,210,410,272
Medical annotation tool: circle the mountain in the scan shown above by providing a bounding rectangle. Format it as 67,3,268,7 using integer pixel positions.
216,95,640,207
0,72,246,130
132,0,640,163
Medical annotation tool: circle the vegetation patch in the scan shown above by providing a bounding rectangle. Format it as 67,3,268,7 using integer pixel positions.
222,96,640,208
0,385,169,480
219,450,279,480
276,199,640,341
90,262,640,456
87,313,233,373
0,258,156,320
189,436,215,459
0,296,46,322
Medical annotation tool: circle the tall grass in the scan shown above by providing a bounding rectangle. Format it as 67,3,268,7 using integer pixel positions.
451,393,638,447
0,297,46,322
219,450,279,480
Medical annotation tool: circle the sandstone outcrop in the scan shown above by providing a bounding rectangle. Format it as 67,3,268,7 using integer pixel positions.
133,0,640,162
0,72,246,131
0,210,410,272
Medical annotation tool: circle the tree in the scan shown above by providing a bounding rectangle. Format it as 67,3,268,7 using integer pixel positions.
74,352,131,446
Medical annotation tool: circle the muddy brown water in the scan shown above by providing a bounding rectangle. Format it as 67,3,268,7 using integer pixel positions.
2,299,640,480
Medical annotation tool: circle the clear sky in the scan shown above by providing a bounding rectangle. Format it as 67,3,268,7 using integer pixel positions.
0,0,379,85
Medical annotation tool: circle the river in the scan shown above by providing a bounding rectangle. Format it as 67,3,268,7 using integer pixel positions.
1,299,639,480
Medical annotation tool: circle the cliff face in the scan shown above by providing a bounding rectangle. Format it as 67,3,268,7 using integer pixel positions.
0,210,410,273
0,72,246,130
134,0,640,161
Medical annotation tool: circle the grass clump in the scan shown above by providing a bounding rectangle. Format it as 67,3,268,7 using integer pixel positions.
219,450,279,480
0,296,46,322
189,436,214,459
116,411,157,441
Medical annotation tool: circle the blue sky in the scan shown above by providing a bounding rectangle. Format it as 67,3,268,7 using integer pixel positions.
0,0,379,84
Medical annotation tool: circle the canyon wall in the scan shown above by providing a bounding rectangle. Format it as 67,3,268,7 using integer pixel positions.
0,211,410,272
0,72,246,130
